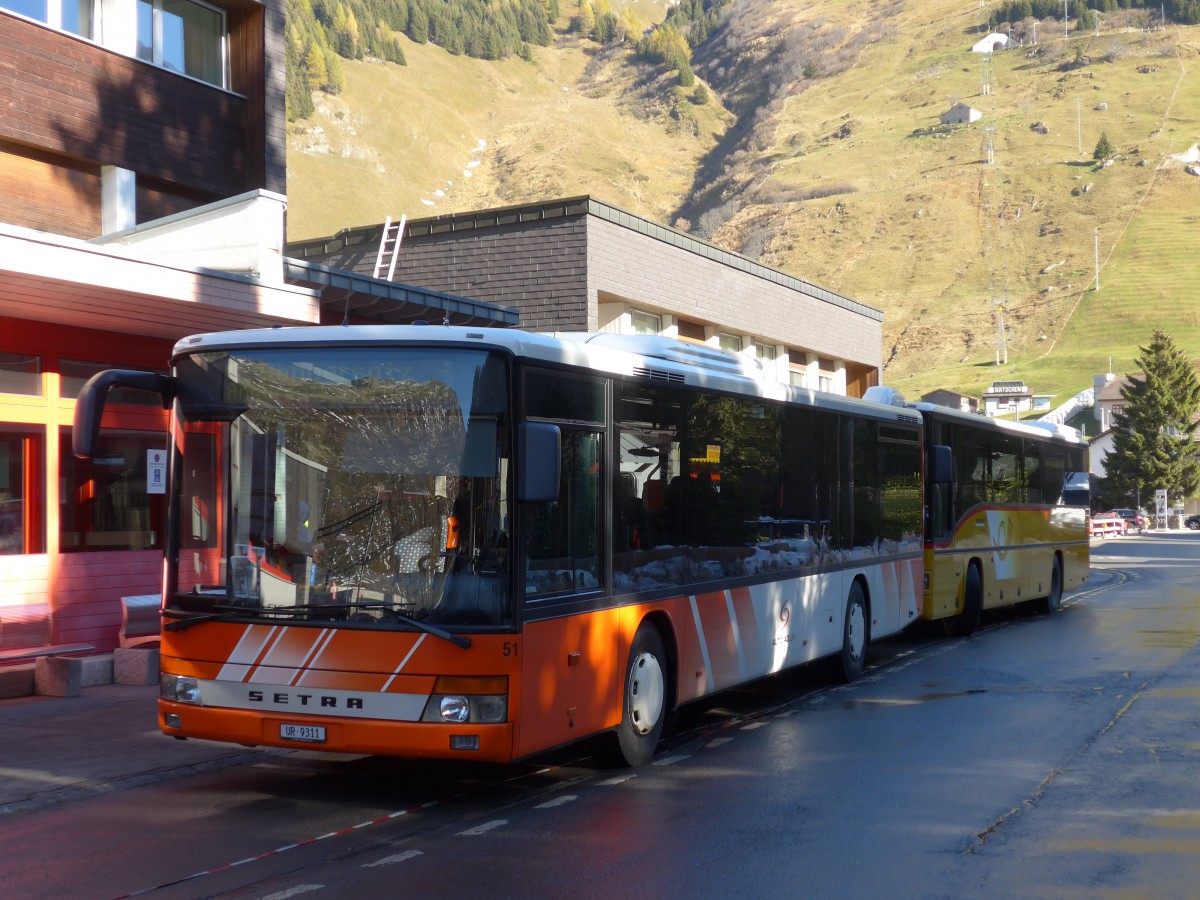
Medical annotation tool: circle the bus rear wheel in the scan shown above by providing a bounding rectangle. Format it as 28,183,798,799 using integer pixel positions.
943,563,982,637
604,623,668,767
836,581,869,682
1033,555,1063,615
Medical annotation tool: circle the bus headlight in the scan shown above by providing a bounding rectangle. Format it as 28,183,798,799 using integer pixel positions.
471,695,507,723
161,674,202,704
420,676,508,724
439,696,470,723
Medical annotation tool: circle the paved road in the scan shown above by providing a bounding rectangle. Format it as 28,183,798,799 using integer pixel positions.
1,531,1198,898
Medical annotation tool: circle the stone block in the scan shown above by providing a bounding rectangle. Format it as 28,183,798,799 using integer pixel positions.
80,653,114,688
34,656,82,697
114,647,160,686
0,664,35,700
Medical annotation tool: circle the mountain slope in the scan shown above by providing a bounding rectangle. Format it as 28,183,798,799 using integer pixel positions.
286,0,1200,404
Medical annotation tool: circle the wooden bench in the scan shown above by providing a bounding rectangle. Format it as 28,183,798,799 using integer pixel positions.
0,603,94,666
120,594,162,649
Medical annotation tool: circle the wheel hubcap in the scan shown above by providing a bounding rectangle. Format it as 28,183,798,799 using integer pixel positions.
628,652,665,735
847,603,866,661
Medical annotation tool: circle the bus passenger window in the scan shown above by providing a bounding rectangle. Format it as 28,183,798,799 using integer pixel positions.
523,429,602,598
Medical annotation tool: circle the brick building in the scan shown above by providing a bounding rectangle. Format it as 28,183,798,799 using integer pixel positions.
0,0,513,665
289,197,885,398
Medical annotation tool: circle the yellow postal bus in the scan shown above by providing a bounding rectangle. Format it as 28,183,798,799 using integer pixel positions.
915,403,1089,635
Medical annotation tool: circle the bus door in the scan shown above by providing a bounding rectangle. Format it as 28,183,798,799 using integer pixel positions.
516,369,617,757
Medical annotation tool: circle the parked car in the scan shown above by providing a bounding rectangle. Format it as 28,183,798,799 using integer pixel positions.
1110,508,1148,533
1185,514,1200,531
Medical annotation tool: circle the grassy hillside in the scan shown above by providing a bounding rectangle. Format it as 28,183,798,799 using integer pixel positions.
286,1,729,238
286,0,1200,405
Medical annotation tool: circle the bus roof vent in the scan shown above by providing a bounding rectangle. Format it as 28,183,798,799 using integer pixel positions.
579,333,762,379
897,413,921,425
632,366,686,384
863,386,908,407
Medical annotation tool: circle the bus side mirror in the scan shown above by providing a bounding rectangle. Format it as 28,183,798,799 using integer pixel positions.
73,370,174,459
517,422,560,503
930,445,953,484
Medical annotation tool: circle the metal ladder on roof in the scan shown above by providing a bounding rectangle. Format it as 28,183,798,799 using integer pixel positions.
372,214,407,281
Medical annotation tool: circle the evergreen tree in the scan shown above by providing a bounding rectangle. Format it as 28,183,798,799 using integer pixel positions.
324,47,345,92
594,11,618,44
577,0,595,36
332,3,361,58
1071,0,1094,31
408,1,429,43
677,59,695,87
1093,132,1114,160
304,42,329,89
1102,329,1200,508
285,28,315,120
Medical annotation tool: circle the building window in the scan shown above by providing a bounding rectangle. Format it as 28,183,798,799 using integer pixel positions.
630,309,662,336
60,429,166,552
754,343,777,363
137,0,227,88
1,0,94,38
718,332,743,354
0,352,41,396
0,428,44,555
676,319,706,343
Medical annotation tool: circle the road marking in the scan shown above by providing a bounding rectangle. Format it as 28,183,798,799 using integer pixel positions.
535,794,578,809
459,820,507,836
261,886,324,899
740,722,768,731
364,850,423,868
706,737,734,748
652,754,689,766
598,774,637,785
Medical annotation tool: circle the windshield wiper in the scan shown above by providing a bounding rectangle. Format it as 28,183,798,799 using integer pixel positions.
163,606,264,632
307,600,472,649
163,601,471,649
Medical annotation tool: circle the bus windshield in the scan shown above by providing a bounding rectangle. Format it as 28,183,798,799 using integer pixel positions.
170,346,512,629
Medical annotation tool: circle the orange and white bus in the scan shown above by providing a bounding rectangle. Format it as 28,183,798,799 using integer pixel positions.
76,326,934,765
916,404,1090,636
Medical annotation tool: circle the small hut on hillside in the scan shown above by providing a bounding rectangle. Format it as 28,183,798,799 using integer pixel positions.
972,32,1010,53
940,103,982,126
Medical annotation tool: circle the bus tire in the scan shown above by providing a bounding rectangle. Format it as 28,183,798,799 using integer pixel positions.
943,563,982,637
607,623,668,767
836,581,870,682
1033,554,1063,615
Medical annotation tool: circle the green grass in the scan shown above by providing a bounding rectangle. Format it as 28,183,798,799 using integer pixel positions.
285,0,1200,406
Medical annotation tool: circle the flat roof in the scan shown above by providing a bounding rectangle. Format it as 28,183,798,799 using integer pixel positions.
283,258,519,327
290,196,884,323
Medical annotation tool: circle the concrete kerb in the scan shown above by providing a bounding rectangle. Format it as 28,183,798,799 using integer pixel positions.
0,649,159,700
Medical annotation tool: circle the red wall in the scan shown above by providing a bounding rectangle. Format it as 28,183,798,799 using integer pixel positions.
1,318,173,652
55,551,161,651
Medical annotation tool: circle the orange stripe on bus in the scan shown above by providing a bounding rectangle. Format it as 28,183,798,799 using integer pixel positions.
694,590,740,691
729,586,762,673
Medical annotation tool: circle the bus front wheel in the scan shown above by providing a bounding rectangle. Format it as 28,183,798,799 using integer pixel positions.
607,623,668,767
943,563,982,637
837,581,870,682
